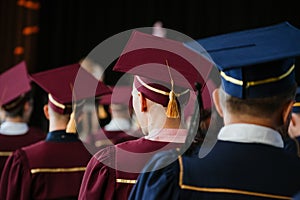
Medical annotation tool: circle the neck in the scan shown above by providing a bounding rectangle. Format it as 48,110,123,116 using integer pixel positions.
48,119,68,132
224,113,278,129
147,112,185,132
5,116,24,123
142,102,186,135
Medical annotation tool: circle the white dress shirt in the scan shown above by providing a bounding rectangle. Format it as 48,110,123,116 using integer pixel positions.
0,121,29,135
217,123,284,148
145,128,187,143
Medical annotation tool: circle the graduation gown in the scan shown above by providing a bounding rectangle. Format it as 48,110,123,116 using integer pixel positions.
129,124,300,200
79,128,187,200
0,123,46,178
0,130,92,200
90,129,140,150
85,118,143,151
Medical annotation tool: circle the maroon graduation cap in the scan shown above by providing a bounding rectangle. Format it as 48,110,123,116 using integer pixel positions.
113,31,214,118
0,61,32,111
30,63,112,114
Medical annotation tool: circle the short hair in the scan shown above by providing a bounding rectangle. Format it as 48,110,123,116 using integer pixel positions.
219,83,297,118
4,92,33,118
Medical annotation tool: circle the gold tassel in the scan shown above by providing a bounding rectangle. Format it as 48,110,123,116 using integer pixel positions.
66,111,77,134
165,59,180,118
98,104,107,119
166,90,179,118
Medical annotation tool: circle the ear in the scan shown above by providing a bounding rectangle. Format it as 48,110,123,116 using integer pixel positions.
282,101,294,125
288,113,298,138
23,101,30,112
139,92,147,112
213,89,223,117
43,104,50,120
290,113,297,127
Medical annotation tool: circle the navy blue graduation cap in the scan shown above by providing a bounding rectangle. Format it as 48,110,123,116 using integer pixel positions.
185,22,300,99
293,87,300,113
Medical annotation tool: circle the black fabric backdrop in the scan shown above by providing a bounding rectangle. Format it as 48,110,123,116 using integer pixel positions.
36,0,300,70
1,0,300,131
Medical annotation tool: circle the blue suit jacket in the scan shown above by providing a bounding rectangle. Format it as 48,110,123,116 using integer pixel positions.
130,140,300,200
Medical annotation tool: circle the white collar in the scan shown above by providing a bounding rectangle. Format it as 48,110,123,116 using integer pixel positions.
217,123,284,148
0,121,29,136
145,128,187,143
104,118,132,131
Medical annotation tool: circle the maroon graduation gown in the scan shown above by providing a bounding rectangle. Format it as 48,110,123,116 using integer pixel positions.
0,126,46,178
79,137,183,200
0,130,92,199
86,128,142,151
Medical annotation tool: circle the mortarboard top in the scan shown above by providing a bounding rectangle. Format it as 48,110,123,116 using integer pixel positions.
113,30,214,118
0,61,31,110
30,63,112,114
113,30,213,90
293,87,300,113
185,21,300,99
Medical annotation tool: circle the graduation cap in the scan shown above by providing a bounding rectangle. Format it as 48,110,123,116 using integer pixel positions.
293,87,300,113
113,31,214,118
185,21,300,99
0,61,32,111
30,63,112,115
99,85,134,119
99,85,132,105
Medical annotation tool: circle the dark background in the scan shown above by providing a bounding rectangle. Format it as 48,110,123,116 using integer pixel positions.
1,0,300,131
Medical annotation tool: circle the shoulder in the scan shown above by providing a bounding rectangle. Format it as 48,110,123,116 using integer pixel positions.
28,126,45,134
113,137,145,152
117,137,142,146
6,147,30,168
92,145,116,167
129,149,181,200
144,150,181,179
144,149,180,172
21,140,45,152
17,140,49,166
27,126,47,138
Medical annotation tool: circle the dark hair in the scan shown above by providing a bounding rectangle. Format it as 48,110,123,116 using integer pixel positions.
223,83,297,118
4,92,33,118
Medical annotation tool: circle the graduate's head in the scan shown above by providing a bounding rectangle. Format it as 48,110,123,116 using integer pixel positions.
30,63,111,133
215,80,296,126
193,22,300,129
99,85,132,119
131,75,191,135
3,92,33,121
0,61,33,122
43,102,70,125
112,30,214,135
